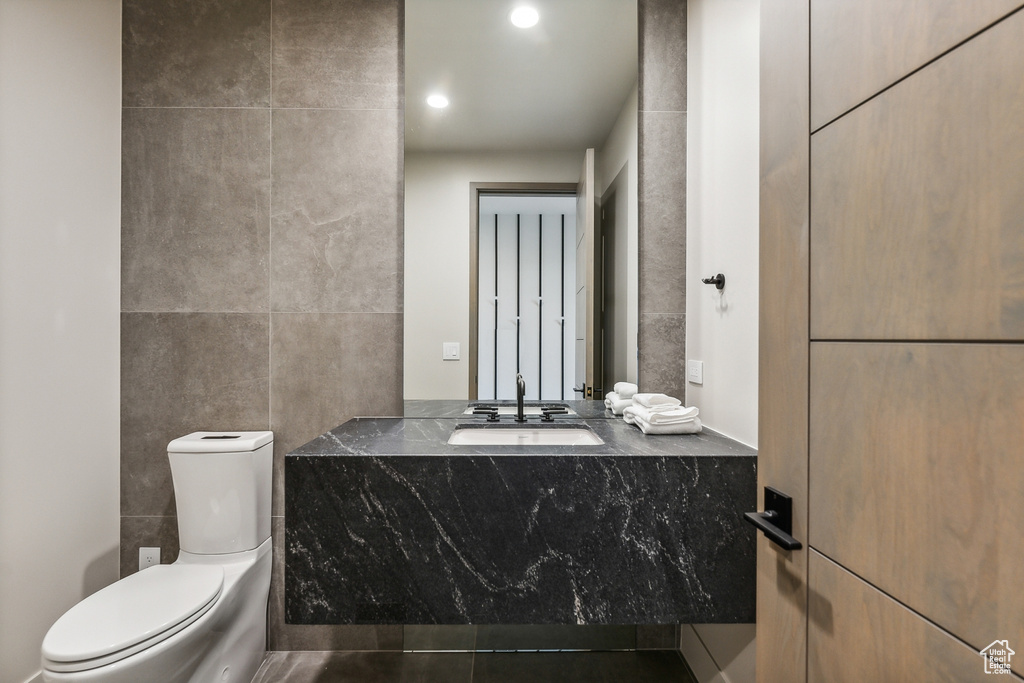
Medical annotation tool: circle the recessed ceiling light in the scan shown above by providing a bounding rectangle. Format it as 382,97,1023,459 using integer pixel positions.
510,6,539,29
426,94,449,109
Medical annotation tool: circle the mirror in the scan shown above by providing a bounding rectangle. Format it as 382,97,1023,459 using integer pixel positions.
404,0,638,400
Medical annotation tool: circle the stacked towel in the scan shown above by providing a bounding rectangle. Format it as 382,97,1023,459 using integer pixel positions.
625,413,703,435
623,396,702,435
632,393,682,409
603,391,633,415
613,382,638,399
625,404,698,425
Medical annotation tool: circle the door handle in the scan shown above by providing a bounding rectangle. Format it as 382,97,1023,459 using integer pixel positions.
744,486,802,551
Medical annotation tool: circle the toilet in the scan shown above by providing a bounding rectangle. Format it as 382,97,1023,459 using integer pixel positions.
41,431,274,683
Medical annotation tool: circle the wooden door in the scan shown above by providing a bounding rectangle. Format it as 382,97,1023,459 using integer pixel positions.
574,148,600,397
759,2,1024,680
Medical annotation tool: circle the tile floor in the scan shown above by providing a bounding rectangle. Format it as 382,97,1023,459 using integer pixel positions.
252,650,697,683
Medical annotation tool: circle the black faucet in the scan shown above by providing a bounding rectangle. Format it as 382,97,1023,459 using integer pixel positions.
516,373,526,422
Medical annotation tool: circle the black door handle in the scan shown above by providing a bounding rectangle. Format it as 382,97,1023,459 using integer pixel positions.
744,486,802,551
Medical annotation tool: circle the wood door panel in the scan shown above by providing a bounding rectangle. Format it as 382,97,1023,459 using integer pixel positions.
810,9,1024,341
810,0,1023,130
808,551,1014,682
758,0,809,681
809,343,1024,673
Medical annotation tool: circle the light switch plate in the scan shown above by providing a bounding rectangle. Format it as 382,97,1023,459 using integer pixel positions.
443,342,460,360
687,360,704,385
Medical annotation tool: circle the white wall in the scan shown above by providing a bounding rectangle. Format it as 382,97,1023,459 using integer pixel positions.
686,0,760,449
683,1,760,682
404,151,582,399
0,2,121,681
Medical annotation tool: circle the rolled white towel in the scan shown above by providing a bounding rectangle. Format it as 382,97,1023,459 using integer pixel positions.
632,393,682,409
609,397,633,415
623,404,698,425
613,382,638,399
604,391,621,409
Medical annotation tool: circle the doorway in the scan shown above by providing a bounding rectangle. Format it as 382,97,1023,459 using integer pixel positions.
470,185,578,400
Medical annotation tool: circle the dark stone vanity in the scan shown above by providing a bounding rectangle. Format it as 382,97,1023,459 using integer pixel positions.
285,401,756,625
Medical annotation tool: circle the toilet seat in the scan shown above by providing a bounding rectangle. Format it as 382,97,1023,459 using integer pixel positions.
42,564,224,673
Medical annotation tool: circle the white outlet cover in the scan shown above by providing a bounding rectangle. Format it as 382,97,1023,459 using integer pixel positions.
139,547,160,572
687,360,704,385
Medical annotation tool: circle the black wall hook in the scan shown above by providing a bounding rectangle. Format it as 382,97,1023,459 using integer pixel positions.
701,273,726,290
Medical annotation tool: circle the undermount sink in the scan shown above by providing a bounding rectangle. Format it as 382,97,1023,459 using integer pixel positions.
447,424,604,446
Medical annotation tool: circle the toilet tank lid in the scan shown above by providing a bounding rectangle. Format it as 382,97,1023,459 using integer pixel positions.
168,431,273,453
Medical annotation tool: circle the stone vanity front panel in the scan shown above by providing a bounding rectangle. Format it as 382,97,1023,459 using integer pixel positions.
286,415,756,625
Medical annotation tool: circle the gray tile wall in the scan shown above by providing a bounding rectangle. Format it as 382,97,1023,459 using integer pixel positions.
121,0,684,653
639,0,688,400
120,0,403,650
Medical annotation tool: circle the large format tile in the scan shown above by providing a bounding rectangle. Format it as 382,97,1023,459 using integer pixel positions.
474,626,636,652
122,0,271,107
119,516,179,578
122,108,271,313
637,313,686,400
271,0,402,110
268,518,404,651
253,651,473,683
472,651,694,683
270,312,403,515
639,0,687,114
638,111,687,317
253,651,691,683
636,625,679,651
271,109,403,313
121,313,270,517
403,626,477,652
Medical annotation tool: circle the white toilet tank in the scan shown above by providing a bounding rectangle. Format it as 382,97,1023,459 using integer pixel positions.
168,431,273,555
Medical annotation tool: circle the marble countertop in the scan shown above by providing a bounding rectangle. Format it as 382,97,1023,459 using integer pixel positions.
290,407,755,458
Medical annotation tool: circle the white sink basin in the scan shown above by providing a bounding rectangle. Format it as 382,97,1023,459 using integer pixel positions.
447,425,604,446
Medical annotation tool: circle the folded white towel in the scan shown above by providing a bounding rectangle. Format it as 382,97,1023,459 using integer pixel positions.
613,382,638,399
604,391,619,409
632,393,682,409
623,407,702,434
630,416,703,435
624,404,699,425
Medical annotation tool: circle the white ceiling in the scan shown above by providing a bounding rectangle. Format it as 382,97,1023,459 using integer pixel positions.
405,0,638,153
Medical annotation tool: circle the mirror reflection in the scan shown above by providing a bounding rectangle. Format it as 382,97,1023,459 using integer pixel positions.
404,0,638,401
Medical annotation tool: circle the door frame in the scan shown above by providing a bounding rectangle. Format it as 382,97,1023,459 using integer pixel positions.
758,0,810,680
468,182,578,400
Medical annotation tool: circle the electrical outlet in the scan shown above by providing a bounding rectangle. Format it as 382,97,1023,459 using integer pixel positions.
139,547,160,571
687,360,704,385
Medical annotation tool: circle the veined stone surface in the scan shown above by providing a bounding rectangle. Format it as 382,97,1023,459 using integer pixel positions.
286,415,755,625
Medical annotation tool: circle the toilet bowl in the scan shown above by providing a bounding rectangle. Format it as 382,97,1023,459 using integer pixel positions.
41,431,273,683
